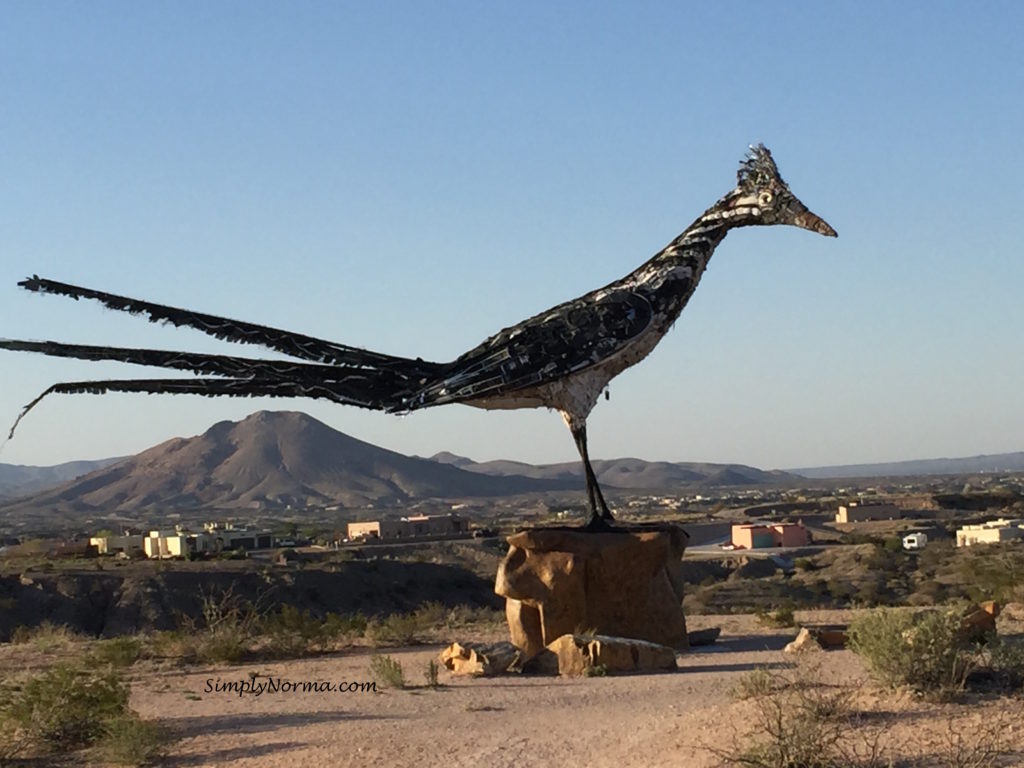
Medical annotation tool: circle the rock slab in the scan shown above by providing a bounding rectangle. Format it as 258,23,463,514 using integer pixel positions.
534,633,679,677
440,641,523,677
494,525,689,658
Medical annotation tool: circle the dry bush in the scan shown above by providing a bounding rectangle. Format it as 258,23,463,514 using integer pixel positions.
716,664,890,768
10,622,81,652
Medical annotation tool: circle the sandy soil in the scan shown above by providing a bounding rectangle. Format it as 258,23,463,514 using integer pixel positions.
126,612,1024,768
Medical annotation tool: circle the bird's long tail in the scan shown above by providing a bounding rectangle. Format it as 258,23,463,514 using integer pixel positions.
17,276,422,369
2,277,449,438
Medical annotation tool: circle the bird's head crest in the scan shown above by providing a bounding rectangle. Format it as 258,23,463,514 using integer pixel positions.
736,144,784,193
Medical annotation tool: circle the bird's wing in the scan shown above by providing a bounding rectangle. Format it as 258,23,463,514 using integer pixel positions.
407,288,654,407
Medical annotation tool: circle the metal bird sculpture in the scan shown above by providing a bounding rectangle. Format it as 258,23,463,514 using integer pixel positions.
0,145,835,530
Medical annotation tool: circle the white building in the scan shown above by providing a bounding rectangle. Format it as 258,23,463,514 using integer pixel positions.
956,519,1024,547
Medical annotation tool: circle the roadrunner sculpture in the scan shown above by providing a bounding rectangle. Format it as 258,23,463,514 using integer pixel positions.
1,145,835,529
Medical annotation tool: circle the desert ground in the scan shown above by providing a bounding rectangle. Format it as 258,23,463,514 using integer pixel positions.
119,611,1024,768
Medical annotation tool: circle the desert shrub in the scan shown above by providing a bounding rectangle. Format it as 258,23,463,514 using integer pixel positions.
847,608,975,700
89,637,144,668
423,659,440,688
793,557,816,572
756,604,796,629
413,601,447,626
882,536,904,553
732,667,779,700
366,604,450,646
910,578,947,605
957,549,1024,604
260,605,330,657
718,665,882,768
443,604,503,629
369,654,405,689
323,612,368,639
10,622,80,651
93,715,165,765
179,585,267,663
366,613,422,646
0,662,129,752
976,638,1024,692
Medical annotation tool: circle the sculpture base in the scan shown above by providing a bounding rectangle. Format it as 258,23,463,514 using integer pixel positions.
494,524,689,658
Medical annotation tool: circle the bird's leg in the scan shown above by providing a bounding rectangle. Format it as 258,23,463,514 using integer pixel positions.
570,423,615,530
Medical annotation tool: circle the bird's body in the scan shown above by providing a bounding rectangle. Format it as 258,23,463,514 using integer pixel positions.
0,145,836,528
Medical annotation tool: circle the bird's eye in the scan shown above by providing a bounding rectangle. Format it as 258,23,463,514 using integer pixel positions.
758,191,773,206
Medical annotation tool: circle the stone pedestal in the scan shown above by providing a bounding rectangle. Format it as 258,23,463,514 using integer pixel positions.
494,525,689,658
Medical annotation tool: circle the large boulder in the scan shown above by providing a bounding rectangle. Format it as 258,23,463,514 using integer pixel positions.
494,525,689,658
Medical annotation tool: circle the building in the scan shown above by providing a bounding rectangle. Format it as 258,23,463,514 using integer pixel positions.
836,502,901,523
956,519,1024,547
346,519,409,541
203,522,273,551
89,533,145,555
143,523,274,559
144,530,195,559
347,513,469,541
731,522,810,549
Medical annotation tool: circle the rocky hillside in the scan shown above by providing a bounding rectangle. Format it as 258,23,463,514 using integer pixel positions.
430,453,798,489
0,411,576,514
0,458,123,500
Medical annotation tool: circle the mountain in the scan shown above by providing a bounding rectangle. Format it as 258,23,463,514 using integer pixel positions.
790,452,1024,479
0,458,124,500
1,411,578,514
429,453,796,489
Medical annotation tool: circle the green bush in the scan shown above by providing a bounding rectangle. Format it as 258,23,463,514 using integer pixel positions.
847,608,975,700
423,659,440,688
89,637,144,668
369,654,405,689
1,663,129,751
93,715,165,765
979,638,1024,692
756,604,796,628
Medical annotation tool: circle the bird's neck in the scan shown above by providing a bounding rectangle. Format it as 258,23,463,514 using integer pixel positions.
623,195,754,329
632,195,747,282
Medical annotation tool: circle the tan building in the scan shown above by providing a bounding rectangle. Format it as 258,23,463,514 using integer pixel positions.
143,523,273,559
347,519,409,541
956,519,1024,547
144,530,193,559
347,514,469,541
89,533,145,555
836,502,901,523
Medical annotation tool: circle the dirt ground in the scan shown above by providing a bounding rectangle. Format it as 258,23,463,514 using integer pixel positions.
127,611,1024,768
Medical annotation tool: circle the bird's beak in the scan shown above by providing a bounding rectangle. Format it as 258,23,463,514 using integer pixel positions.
790,202,837,237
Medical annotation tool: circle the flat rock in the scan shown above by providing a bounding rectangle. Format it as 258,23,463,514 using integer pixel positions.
439,641,523,677
536,633,679,677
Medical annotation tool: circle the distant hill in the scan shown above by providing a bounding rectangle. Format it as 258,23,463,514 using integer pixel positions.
429,453,797,489
0,411,578,514
790,452,1024,479
0,458,124,500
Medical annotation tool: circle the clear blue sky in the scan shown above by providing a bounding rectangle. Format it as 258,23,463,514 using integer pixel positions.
1,2,1022,470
